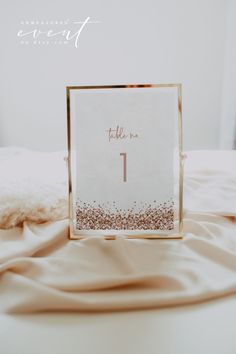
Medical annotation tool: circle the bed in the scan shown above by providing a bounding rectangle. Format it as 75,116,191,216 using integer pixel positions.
0,148,236,354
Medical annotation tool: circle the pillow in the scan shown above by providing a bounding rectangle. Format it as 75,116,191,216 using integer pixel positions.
184,150,236,217
0,147,68,229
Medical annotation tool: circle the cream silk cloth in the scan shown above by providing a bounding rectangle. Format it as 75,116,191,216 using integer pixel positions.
0,150,236,313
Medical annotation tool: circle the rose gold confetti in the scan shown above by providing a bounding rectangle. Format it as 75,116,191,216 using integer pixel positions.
76,199,174,231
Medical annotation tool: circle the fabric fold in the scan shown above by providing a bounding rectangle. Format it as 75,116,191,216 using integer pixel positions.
0,214,236,313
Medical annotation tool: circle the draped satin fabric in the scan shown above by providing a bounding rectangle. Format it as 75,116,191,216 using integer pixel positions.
0,150,235,313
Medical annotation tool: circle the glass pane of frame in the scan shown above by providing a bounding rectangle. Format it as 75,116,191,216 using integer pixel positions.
67,84,183,239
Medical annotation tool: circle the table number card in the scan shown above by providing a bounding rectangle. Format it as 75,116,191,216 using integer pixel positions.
67,84,183,239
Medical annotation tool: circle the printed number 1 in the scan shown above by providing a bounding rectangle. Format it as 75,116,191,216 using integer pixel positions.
120,153,127,182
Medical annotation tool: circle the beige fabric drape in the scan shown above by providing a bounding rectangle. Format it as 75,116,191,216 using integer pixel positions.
0,151,235,313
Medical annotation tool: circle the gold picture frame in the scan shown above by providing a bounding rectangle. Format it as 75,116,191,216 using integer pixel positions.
66,84,184,240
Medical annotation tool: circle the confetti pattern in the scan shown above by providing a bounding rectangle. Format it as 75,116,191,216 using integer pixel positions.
76,199,174,230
